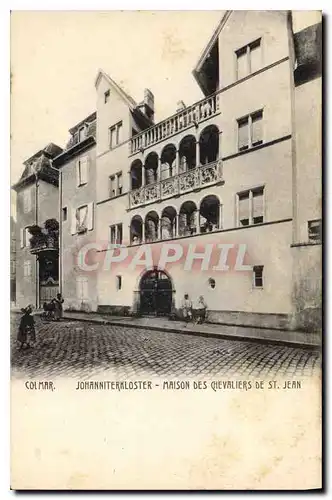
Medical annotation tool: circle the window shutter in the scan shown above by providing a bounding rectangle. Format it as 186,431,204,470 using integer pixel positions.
251,113,263,145
238,119,249,150
87,202,94,230
239,195,249,220
20,228,24,248
71,208,77,235
76,160,80,186
252,191,264,218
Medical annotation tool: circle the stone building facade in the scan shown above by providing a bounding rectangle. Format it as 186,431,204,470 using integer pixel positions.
12,11,322,332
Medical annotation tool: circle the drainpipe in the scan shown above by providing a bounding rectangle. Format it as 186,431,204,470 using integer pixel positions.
59,169,63,295
35,173,39,308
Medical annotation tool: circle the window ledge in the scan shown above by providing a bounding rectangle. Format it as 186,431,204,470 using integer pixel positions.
291,241,322,248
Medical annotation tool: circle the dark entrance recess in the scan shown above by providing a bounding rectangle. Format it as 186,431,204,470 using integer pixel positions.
139,269,173,316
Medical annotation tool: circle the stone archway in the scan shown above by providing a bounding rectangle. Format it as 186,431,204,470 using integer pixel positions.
139,268,174,316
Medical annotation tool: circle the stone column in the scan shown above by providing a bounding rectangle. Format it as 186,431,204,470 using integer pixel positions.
196,139,200,167
196,210,200,234
219,204,223,230
157,157,161,182
175,150,180,177
141,154,146,187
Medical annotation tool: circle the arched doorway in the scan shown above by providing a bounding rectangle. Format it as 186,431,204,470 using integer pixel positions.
139,269,173,316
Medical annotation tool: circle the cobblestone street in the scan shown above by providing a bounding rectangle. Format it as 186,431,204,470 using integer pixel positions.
11,315,321,379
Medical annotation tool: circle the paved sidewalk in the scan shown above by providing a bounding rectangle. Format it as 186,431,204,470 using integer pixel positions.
54,310,321,348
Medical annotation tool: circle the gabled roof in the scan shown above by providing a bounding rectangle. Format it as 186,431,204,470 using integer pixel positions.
95,69,137,110
12,143,62,192
193,11,232,75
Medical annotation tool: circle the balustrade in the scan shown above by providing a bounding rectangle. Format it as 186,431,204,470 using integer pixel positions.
129,160,222,209
130,93,219,154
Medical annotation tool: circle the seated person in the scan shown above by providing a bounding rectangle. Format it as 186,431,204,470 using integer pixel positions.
192,295,208,324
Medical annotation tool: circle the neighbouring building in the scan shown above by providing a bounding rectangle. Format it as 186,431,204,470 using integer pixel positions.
290,19,322,330
12,143,63,308
53,112,98,312
10,216,16,305
12,11,322,332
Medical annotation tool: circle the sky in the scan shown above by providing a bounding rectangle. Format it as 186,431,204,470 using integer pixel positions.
10,10,321,215
10,11,222,183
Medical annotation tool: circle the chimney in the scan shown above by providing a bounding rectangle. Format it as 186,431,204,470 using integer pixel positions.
143,88,154,121
176,100,186,112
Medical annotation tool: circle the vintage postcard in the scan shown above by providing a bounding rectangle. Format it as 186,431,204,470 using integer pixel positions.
10,10,322,490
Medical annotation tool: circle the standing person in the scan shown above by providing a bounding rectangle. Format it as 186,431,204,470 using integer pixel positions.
193,295,208,324
17,305,36,349
181,293,193,322
54,293,64,321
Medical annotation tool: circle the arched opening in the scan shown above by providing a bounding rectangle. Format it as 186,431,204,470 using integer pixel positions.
145,211,159,242
139,268,173,316
199,195,221,232
161,206,177,240
178,200,198,237
160,144,176,180
130,215,143,245
199,125,219,165
144,152,158,185
130,160,143,190
179,135,196,174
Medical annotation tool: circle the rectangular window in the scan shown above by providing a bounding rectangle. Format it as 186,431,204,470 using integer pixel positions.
116,122,123,145
23,188,31,213
109,176,116,198
23,260,31,277
71,203,93,235
308,219,322,243
238,117,249,151
238,192,250,226
109,172,123,197
76,276,89,301
252,187,264,224
104,89,110,103
249,39,262,73
21,227,32,248
77,156,89,186
109,225,116,245
109,121,123,149
236,38,262,80
237,187,264,226
116,224,123,244
236,46,248,80
117,172,123,195
109,224,123,245
237,110,263,151
62,207,68,222
116,275,122,291
253,265,264,288
77,205,88,233
251,110,263,146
